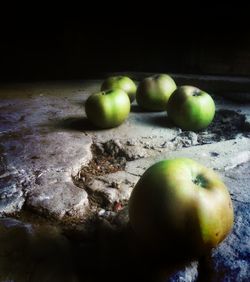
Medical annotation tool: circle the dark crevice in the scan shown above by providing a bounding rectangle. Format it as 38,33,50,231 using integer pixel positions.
193,175,208,188
72,140,132,207
73,141,129,184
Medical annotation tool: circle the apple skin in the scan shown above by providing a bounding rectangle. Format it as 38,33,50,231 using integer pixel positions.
136,74,177,111
101,76,137,103
167,85,215,131
85,89,130,129
128,158,234,257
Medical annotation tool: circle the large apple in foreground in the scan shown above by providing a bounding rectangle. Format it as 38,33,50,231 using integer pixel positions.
101,76,137,103
167,85,215,131
129,158,234,257
136,74,177,111
85,89,130,129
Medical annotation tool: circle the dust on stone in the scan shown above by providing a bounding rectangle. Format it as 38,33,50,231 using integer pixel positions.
165,109,250,149
204,109,250,141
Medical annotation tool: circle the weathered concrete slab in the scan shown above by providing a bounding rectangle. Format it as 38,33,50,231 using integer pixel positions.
0,83,96,218
0,78,249,281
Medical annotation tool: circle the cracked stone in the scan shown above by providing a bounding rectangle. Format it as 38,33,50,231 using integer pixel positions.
0,79,250,281
26,178,89,219
84,170,137,210
0,150,24,213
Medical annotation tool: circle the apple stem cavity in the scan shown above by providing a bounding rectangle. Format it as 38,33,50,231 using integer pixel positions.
193,174,208,188
154,74,161,79
103,90,113,95
193,90,201,97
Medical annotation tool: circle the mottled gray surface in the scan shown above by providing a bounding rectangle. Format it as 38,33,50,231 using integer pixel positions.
0,79,249,281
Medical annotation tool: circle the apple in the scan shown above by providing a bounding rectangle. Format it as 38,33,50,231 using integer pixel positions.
101,76,137,103
167,85,215,131
129,158,234,257
85,89,130,129
136,74,177,111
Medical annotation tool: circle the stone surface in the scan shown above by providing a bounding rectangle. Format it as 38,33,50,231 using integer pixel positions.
0,84,93,218
0,78,249,281
125,138,250,176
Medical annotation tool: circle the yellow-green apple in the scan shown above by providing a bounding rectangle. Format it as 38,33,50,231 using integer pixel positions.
129,158,234,257
136,74,177,111
101,76,137,103
167,85,215,131
85,89,130,129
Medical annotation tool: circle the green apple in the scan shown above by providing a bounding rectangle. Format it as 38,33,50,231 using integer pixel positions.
136,74,177,111
167,85,215,131
129,158,234,256
101,76,137,103
85,89,130,129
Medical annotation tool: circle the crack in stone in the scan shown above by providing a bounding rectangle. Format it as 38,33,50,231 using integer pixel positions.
72,141,132,209
73,142,127,185
0,82,250,281
72,109,250,213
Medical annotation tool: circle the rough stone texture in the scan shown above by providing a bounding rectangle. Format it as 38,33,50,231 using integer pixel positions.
125,138,250,176
0,78,249,281
0,84,93,218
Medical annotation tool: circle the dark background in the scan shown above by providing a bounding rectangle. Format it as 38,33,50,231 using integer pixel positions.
0,8,250,81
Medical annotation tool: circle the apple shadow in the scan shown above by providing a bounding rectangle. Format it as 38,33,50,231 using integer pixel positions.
146,114,175,129
130,105,176,129
70,99,87,107
131,104,148,113
46,116,97,132
0,216,218,282
72,220,217,282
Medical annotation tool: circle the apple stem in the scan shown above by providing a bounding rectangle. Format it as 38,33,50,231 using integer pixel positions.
193,90,201,97
193,175,208,188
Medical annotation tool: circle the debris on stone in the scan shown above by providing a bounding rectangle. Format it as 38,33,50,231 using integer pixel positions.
206,109,250,141
171,131,199,148
113,201,123,212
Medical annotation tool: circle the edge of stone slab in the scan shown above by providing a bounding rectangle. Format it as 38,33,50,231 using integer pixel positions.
125,137,250,177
